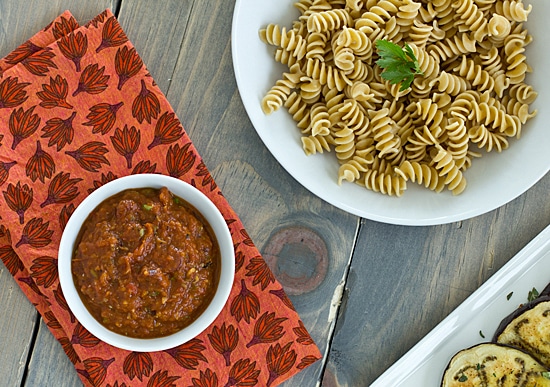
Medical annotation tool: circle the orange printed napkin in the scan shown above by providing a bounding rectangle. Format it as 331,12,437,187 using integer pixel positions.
0,9,321,387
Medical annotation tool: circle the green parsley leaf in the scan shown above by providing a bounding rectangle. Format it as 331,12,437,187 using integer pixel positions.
506,291,513,300
143,203,153,211
528,287,539,302
458,374,468,382
375,39,423,91
479,330,485,338
542,371,550,379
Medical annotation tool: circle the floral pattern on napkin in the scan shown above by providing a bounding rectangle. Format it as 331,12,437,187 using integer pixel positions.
0,9,321,387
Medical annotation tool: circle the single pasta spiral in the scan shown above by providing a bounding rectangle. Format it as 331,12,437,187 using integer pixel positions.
395,160,445,192
307,9,352,33
495,0,532,23
432,148,467,195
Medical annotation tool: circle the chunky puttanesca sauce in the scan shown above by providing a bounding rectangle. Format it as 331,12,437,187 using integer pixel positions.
72,187,220,338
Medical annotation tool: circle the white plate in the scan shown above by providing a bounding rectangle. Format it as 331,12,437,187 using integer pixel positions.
371,223,550,386
231,0,550,226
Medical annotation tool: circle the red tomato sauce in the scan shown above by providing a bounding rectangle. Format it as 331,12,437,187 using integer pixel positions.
72,187,220,338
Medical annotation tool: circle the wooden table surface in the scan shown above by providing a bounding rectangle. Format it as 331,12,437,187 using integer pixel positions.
1,1,549,386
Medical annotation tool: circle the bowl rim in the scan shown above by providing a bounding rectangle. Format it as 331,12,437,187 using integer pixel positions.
58,174,235,352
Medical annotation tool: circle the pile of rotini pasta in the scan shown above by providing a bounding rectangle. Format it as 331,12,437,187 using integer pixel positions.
259,0,537,196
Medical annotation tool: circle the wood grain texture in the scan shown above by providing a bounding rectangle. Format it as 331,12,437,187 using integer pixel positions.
0,266,37,387
1,0,358,386
0,2,115,387
325,173,550,386
1,0,549,386
161,0,360,384
116,0,194,93
0,0,118,58
24,321,83,387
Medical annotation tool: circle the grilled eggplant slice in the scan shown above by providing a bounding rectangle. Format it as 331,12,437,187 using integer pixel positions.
441,343,550,387
494,297,550,367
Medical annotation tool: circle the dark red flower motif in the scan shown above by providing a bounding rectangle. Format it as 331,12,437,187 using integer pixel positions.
37,75,73,109
0,160,16,186
269,288,296,311
87,172,118,194
0,76,30,108
30,256,58,288
230,279,260,324
96,16,128,52
147,111,183,149
3,181,33,224
189,369,219,387
53,284,75,323
85,10,108,29
246,256,275,290
59,203,76,231
73,63,110,96
44,311,62,329
110,125,141,168
65,141,110,172
246,311,287,347
164,338,207,370
41,111,76,151
21,49,58,76
71,323,100,348
266,342,297,387
196,161,217,191
146,370,181,387
0,226,23,275
208,322,239,366
82,101,123,135
9,105,41,149
132,160,157,175
166,142,196,178
15,217,53,248
4,41,42,64
123,352,153,381
52,15,79,40
115,45,143,89
224,358,260,387
18,277,43,297
59,337,81,365
58,31,88,71
297,355,320,369
240,229,254,246
80,357,115,386
132,79,160,124
294,320,315,345
40,171,82,207
26,141,56,183
234,248,246,273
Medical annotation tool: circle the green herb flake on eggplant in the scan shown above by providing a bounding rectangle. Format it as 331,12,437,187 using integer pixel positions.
441,343,550,387
493,296,550,368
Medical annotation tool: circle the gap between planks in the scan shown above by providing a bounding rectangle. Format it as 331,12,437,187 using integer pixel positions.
20,314,41,387
316,217,362,386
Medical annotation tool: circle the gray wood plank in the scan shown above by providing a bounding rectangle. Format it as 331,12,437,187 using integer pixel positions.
0,0,119,58
24,320,83,387
0,2,117,386
0,267,37,386
116,0,194,93
325,173,550,386
162,0,361,384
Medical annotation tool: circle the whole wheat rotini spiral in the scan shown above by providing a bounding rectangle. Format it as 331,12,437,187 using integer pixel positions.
260,0,537,197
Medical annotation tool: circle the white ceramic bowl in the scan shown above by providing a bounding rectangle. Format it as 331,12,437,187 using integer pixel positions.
58,174,235,352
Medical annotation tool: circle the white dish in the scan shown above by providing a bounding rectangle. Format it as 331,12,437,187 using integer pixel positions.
371,223,550,386
58,174,235,352
231,0,550,226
